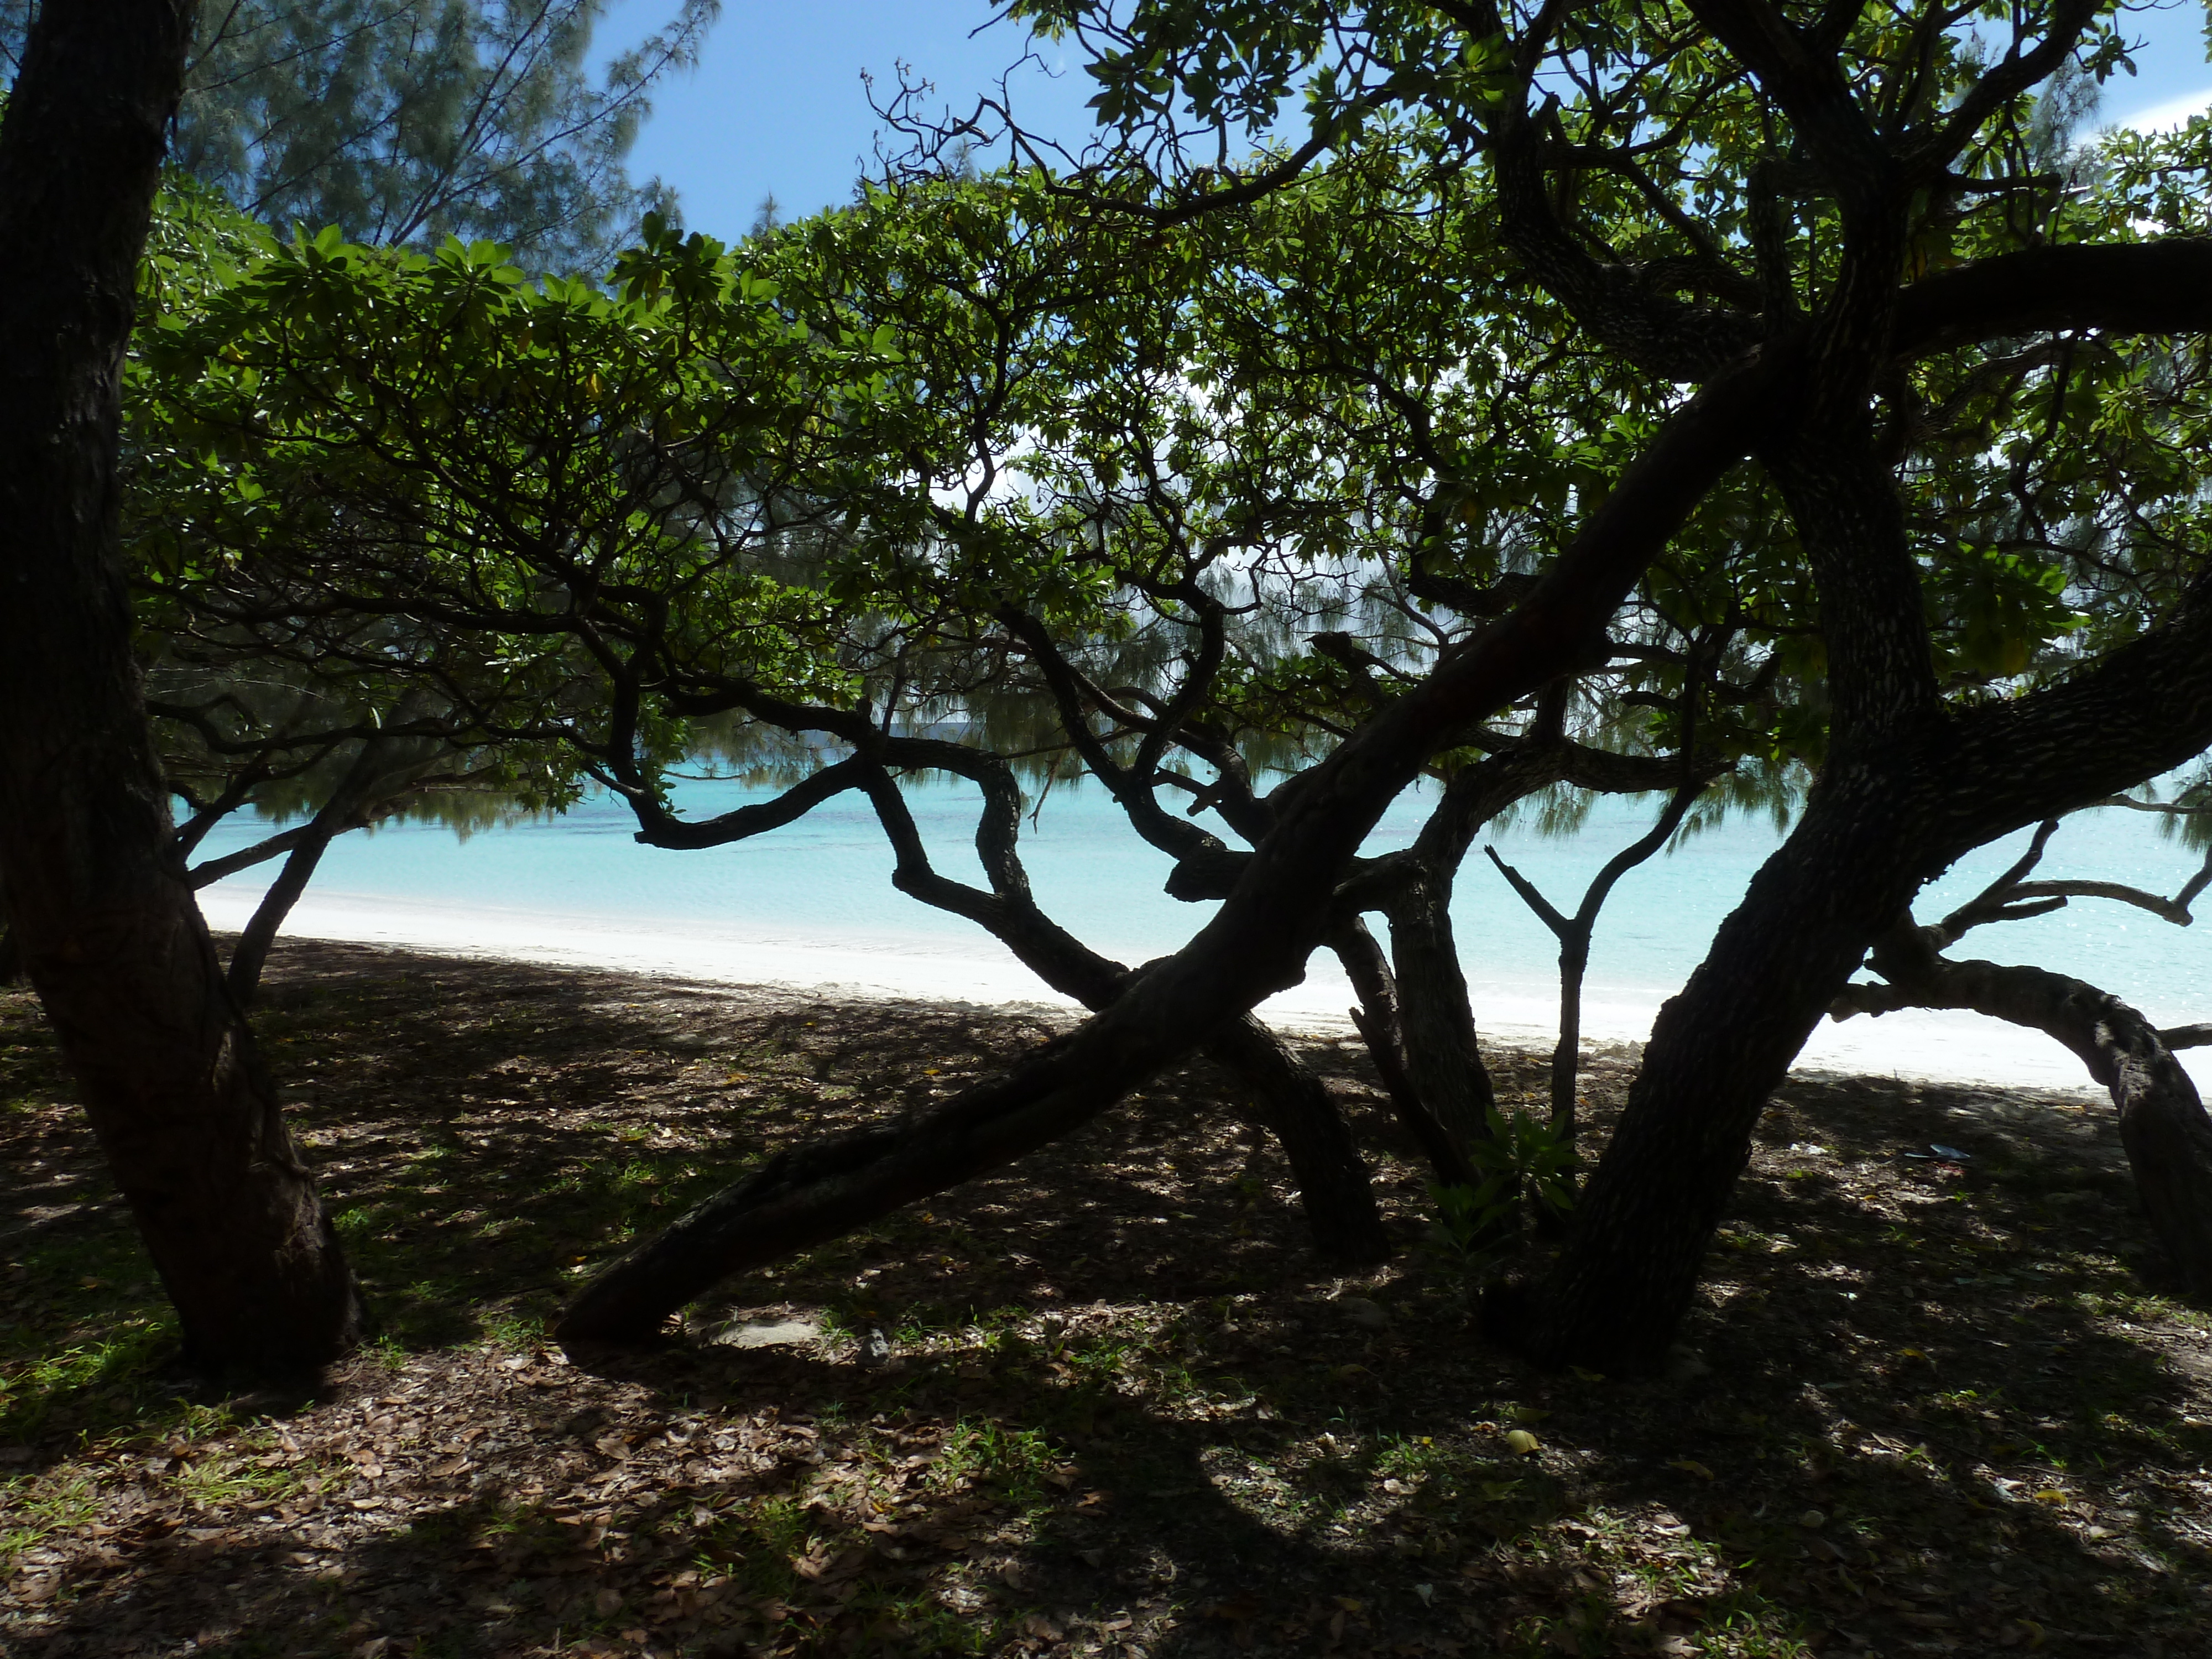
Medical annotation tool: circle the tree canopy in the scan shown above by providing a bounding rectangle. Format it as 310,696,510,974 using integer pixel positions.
18,0,2212,1380
114,0,2212,1367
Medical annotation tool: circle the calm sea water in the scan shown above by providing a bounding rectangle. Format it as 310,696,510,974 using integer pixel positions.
193,777,2212,1090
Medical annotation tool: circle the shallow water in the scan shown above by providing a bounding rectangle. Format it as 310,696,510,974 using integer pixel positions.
193,776,2212,1091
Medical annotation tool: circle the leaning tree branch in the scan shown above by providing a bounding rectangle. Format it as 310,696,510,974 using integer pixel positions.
1912,0,2106,178
1892,239,2212,363
622,707,1389,1264
1924,816,2212,946
552,346,1792,1344
1834,956,2212,1294
627,754,878,851
1328,914,1480,1192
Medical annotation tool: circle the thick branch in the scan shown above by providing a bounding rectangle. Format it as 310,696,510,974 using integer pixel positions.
1329,916,1478,1191
628,754,875,852
1834,955,2212,1293
556,346,1786,1342
1895,239,2212,361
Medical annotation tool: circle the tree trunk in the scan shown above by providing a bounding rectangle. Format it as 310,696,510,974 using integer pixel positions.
1519,755,1942,1371
1515,594,2212,1374
0,874,20,987
225,825,338,1006
0,2,363,1376
1382,863,1500,1152
221,721,447,1006
1551,933,1589,1145
559,997,1388,1345
556,1023,1150,1342
1200,1016,1390,1263
1486,777,1704,1149
1329,916,1479,1190
735,751,1388,1262
1834,959,2212,1295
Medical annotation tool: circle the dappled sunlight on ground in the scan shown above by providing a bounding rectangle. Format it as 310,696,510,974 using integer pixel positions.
4,940,2210,1656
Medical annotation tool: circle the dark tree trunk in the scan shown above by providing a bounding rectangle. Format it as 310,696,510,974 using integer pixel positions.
1835,959,2212,1295
1331,916,1479,1191
1383,867,1500,1152
225,825,338,1006
221,724,445,1006
1359,734,1686,1157
0,874,20,987
556,1022,1158,1342
1511,369,1956,1370
1515,755,1940,1370
556,998,1378,1347
864,756,1389,1261
634,744,1389,1264
0,2,363,1375
1200,1016,1390,1263
1520,554,2212,1371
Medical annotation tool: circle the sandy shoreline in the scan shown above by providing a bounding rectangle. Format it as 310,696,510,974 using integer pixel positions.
201,891,2128,1098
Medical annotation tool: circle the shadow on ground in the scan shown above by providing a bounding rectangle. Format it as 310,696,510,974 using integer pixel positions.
4,939,2210,1657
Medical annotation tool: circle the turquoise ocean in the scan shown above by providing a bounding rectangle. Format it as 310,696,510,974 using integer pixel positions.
192,779,2212,1091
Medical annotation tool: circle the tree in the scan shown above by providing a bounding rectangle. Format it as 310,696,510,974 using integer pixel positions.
105,178,585,1009
121,1,2212,1370
137,161,1792,1336
2,0,721,269
0,0,362,1377
1832,803,2212,1290
863,0,2212,1378
128,192,1399,1266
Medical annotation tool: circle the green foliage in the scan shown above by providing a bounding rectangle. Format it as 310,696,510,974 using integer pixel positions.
1425,1108,1577,1277
7,1,721,270
115,0,2212,983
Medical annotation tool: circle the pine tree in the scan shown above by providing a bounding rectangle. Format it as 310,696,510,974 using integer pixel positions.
2,0,719,269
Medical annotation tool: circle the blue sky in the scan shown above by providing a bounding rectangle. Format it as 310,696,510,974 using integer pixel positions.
612,2,2212,242
608,1,1096,238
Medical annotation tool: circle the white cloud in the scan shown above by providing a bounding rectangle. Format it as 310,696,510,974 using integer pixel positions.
2111,86,2212,133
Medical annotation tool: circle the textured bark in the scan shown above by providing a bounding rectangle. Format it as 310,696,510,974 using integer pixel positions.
1834,961,2212,1295
0,1,363,1374
1382,868,1499,1157
1331,916,1478,1191
1526,562,2212,1370
1894,239,2212,362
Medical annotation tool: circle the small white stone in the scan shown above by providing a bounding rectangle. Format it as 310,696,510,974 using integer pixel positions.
718,1318,822,1349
